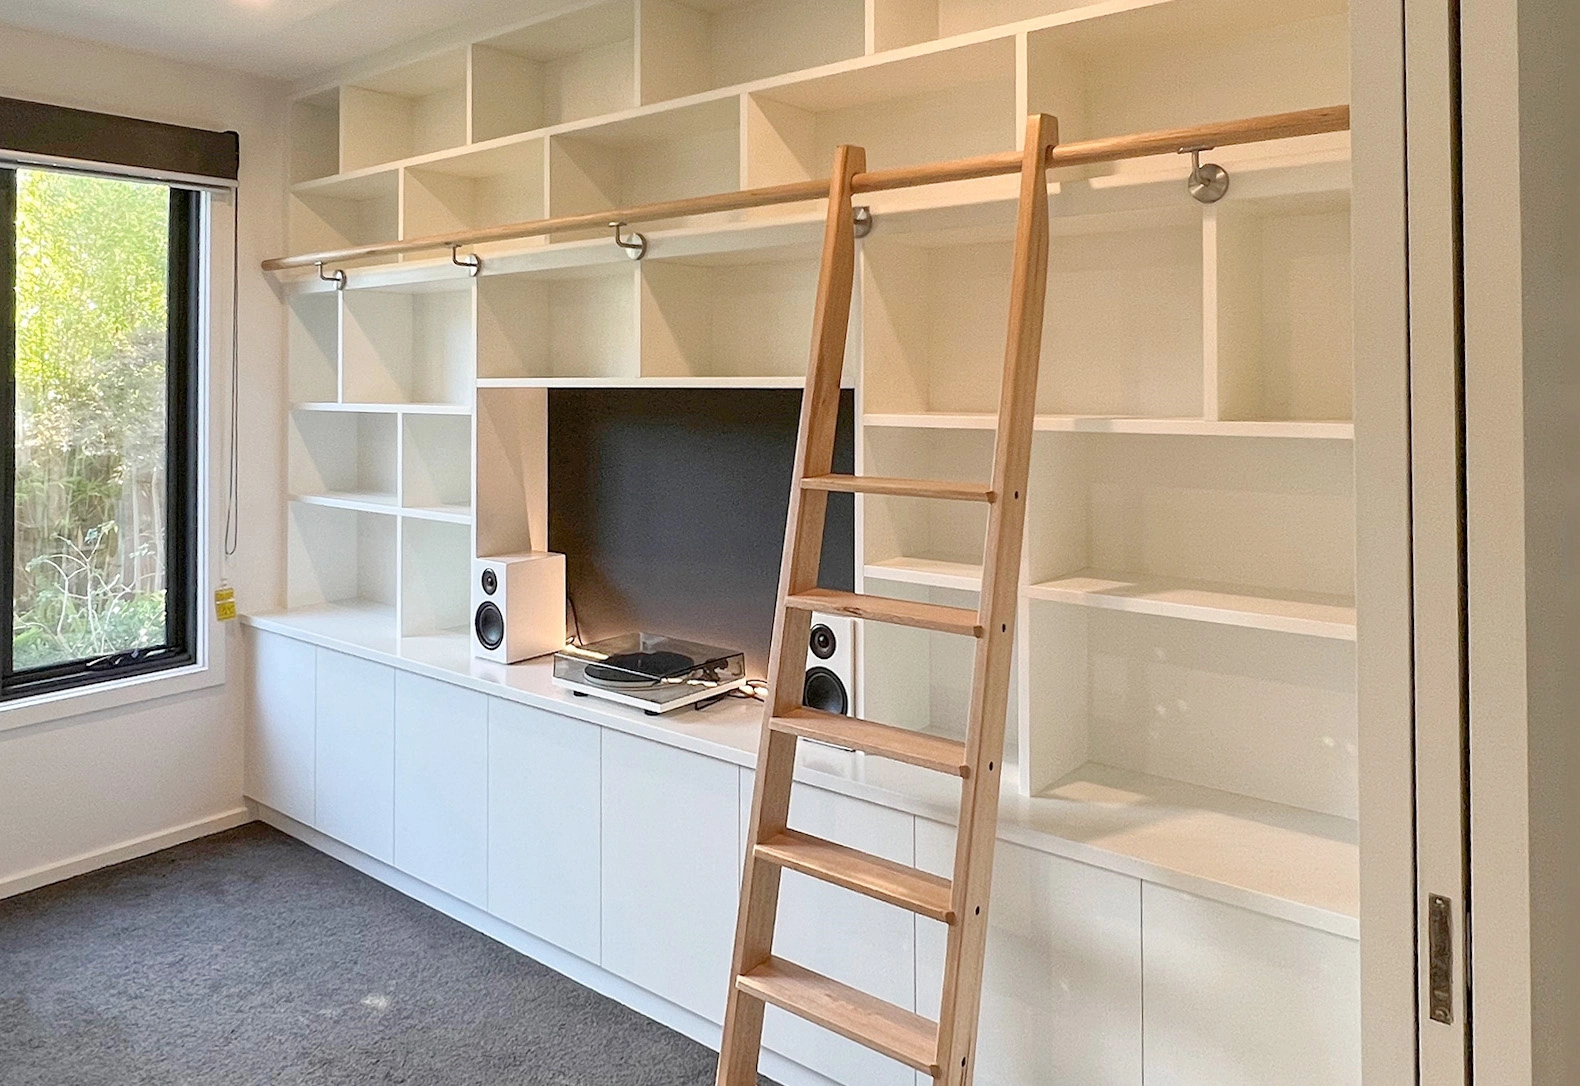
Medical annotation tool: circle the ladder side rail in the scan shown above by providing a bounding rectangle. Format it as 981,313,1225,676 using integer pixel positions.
716,142,867,1086
935,113,1059,1086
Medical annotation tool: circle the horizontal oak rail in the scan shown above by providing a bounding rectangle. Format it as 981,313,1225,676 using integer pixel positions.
260,105,1348,272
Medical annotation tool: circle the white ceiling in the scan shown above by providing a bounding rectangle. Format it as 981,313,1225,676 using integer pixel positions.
0,0,559,83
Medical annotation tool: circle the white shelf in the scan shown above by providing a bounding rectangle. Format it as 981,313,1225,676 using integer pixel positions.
863,412,1354,438
1011,762,1357,935
862,562,1357,639
1023,568,1356,640
477,375,836,390
291,491,400,515
293,401,473,415
864,557,983,593
401,504,473,525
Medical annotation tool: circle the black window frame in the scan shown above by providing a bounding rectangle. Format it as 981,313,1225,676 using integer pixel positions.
0,166,202,701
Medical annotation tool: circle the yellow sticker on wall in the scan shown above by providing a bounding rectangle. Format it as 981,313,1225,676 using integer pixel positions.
215,585,237,622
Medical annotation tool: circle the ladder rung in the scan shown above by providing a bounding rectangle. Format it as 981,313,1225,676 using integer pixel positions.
786,588,984,637
757,829,955,923
773,708,970,777
736,957,941,1075
803,474,995,503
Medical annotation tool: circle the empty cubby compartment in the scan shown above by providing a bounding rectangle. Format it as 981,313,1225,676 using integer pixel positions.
341,284,475,405
859,580,1017,757
1022,432,1355,598
289,410,399,505
288,171,399,263
402,413,473,514
868,0,1113,49
640,242,823,379
861,427,994,574
744,38,1017,188
1025,0,1350,180
548,97,741,235
862,215,1204,418
287,503,398,612
339,49,469,170
638,0,864,103
287,291,340,403
399,517,473,636
470,1,636,140
288,88,340,183
1021,601,1356,814
476,266,638,380
403,140,548,240
1210,191,1353,422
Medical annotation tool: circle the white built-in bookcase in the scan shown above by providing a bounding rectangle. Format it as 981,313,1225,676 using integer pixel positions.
281,0,1356,936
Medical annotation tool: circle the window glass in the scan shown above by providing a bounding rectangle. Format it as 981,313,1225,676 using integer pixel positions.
10,169,173,671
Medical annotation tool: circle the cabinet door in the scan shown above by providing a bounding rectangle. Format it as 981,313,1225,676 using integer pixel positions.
1141,884,1359,1085
245,630,316,823
394,672,488,906
488,699,601,962
916,820,1143,1086
601,730,740,1023
744,777,919,1086
314,649,395,861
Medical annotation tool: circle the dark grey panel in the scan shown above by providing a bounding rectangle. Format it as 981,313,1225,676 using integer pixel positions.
548,389,855,674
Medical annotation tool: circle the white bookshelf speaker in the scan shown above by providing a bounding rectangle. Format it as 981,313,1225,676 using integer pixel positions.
472,553,567,663
803,613,856,716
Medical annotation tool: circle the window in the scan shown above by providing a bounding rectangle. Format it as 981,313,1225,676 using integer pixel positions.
0,166,200,700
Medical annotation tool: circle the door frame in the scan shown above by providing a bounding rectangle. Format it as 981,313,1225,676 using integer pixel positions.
1354,0,1478,1078
1352,0,1426,1079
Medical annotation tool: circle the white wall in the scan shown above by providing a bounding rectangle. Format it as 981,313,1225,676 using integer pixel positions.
0,24,289,895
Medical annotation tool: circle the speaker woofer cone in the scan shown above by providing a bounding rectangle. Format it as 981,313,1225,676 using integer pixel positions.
475,601,505,651
803,666,848,715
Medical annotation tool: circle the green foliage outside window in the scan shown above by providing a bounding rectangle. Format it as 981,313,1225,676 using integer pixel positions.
11,169,171,669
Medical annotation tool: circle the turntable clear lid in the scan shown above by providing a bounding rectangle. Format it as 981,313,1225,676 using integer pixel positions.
553,632,746,705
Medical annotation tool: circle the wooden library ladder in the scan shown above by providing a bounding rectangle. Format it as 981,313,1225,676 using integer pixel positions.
717,113,1059,1086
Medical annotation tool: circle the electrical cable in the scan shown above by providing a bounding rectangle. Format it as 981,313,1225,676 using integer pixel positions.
566,591,585,647
223,188,241,561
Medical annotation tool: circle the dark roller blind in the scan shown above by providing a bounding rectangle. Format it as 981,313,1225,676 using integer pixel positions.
0,96,238,183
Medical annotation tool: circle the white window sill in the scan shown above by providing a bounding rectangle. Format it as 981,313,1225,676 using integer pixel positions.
0,660,225,735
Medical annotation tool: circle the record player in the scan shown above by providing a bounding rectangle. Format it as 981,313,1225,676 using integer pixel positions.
552,633,748,714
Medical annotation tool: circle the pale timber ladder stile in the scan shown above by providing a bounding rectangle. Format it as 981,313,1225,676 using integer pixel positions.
716,113,1059,1086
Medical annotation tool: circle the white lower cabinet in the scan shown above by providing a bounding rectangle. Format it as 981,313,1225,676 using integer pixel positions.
244,630,317,824
741,776,920,1086
916,819,1144,1086
600,730,741,1024
246,636,1359,1086
393,672,489,907
487,698,601,963
313,649,396,861
1140,884,1360,1086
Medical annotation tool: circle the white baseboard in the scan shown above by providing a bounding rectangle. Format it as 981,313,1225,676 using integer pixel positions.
0,806,254,901
248,801,838,1086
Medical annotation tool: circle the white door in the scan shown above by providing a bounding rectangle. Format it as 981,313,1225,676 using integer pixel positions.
393,672,489,907
1404,0,1472,1076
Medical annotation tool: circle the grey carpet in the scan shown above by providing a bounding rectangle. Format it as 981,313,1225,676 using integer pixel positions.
0,823,774,1086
